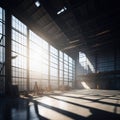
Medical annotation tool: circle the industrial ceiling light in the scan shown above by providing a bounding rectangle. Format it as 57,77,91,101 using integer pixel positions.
57,6,67,15
35,0,40,7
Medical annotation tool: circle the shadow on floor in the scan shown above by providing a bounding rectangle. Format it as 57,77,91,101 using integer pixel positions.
27,99,49,120
0,98,48,120
46,95,120,120
0,93,120,120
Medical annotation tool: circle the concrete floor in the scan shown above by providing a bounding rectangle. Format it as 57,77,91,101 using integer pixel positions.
0,89,120,120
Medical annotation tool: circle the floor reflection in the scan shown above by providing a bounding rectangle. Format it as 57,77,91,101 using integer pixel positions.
0,98,48,120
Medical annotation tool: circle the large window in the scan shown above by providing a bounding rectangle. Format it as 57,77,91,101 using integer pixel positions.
69,57,75,87
59,51,64,86
64,53,69,85
11,15,75,91
0,7,5,95
50,45,58,89
59,52,75,87
29,30,49,90
79,52,95,74
12,16,27,91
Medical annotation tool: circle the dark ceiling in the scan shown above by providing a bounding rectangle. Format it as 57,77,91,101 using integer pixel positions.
0,0,120,58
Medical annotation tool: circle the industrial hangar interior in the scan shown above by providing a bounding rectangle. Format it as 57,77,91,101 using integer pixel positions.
0,0,120,119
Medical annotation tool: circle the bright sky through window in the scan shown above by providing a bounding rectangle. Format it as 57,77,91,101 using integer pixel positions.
11,15,75,91
79,52,95,73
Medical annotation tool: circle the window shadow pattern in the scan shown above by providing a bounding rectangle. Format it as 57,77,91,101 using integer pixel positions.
0,90,120,120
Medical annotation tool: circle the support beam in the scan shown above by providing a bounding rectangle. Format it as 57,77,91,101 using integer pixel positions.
114,41,117,71
95,53,98,73
68,57,69,86
48,44,50,88
5,8,12,95
63,53,64,86
58,51,60,89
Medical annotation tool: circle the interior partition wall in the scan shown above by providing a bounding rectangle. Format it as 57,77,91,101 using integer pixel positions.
11,15,75,92
0,7,5,95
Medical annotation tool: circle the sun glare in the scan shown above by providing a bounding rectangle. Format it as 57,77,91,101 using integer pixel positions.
30,52,42,70
29,49,48,74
